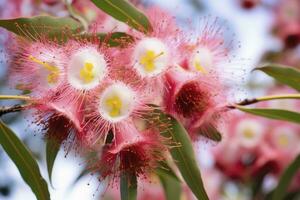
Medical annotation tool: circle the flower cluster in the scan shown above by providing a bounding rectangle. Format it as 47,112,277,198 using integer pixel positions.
213,88,300,188
5,6,230,183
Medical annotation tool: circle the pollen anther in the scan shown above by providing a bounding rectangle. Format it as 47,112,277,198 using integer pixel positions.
140,50,164,72
28,55,59,84
105,95,122,117
80,62,95,83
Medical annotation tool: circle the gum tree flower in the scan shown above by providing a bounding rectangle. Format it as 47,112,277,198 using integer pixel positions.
117,7,182,100
178,18,231,76
57,39,115,104
163,67,225,140
9,40,66,98
83,80,166,180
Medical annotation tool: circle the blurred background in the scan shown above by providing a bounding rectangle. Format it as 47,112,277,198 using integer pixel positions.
0,0,299,199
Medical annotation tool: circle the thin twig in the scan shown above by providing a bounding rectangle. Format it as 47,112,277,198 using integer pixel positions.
0,104,31,117
64,0,89,32
227,94,300,109
0,95,31,101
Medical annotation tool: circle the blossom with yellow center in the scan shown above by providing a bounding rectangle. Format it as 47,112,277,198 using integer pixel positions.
278,134,289,147
99,82,135,123
133,37,169,77
194,59,207,74
79,62,95,83
236,119,264,148
67,47,107,90
105,95,122,117
243,127,255,139
28,55,60,84
139,50,164,72
190,47,213,74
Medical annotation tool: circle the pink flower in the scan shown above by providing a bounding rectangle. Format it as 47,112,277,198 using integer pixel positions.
265,122,300,174
274,0,300,48
277,22,300,49
178,17,231,77
212,112,277,180
163,67,225,140
30,93,85,150
118,7,182,100
8,40,66,98
57,39,116,104
81,79,150,145
213,108,300,182
91,123,165,180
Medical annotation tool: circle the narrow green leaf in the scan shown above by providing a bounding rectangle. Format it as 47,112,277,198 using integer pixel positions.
0,121,50,200
156,161,180,182
46,138,61,187
45,117,70,187
256,64,300,92
237,106,300,124
69,168,89,188
0,15,83,42
153,110,209,200
120,172,137,200
198,122,222,142
272,154,300,200
97,32,135,47
156,162,182,200
77,32,134,47
91,0,153,33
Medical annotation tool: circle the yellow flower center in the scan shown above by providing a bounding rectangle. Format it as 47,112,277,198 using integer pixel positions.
29,55,59,84
79,62,95,83
243,128,254,139
105,95,122,117
139,50,164,72
194,58,207,74
278,134,289,147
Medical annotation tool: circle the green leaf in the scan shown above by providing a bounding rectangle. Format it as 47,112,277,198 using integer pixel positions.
156,161,180,182
256,64,300,92
69,167,89,188
156,162,182,200
77,32,134,47
120,172,137,200
272,154,300,200
198,122,222,142
46,138,61,187
153,110,209,200
0,121,50,200
97,32,134,47
0,15,83,42
91,0,153,33
236,106,300,124
45,117,70,187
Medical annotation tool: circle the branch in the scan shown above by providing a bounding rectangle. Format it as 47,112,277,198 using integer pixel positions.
228,94,300,109
0,95,31,101
64,0,89,32
0,104,31,116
